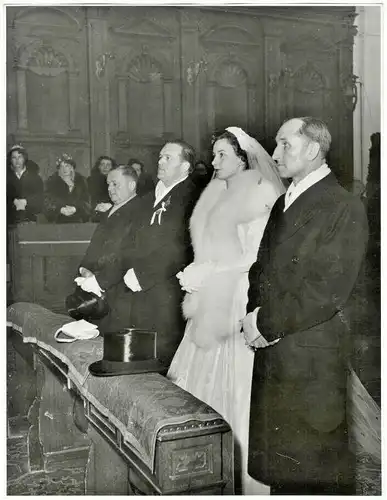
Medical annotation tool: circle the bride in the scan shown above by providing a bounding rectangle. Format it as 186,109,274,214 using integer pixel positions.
167,127,285,494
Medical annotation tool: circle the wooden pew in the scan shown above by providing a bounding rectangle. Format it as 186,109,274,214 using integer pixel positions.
7,303,234,495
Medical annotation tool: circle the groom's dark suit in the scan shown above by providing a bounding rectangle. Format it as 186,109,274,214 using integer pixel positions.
246,173,368,493
106,177,200,366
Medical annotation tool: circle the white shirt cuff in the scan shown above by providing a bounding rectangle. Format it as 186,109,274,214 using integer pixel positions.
123,268,142,292
74,275,104,297
250,307,261,339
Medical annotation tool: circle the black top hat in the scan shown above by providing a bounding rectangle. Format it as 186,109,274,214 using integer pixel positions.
89,329,167,377
66,287,109,321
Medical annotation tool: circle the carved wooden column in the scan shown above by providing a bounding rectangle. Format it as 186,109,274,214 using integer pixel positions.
336,18,358,186
85,425,129,495
86,7,113,159
163,78,175,136
68,71,79,131
263,21,282,138
7,329,36,438
35,355,90,473
180,9,202,152
26,354,44,472
16,69,28,130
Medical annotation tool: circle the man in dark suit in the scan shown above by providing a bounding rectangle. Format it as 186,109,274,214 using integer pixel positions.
109,141,200,367
242,117,368,495
74,164,142,314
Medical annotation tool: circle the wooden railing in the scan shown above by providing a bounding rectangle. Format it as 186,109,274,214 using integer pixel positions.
7,223,97,313
7,303,233,495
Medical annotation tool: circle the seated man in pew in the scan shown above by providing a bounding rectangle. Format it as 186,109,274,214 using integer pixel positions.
73,164,143,320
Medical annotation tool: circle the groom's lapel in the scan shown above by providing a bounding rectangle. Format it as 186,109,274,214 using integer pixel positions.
275,174,335,244
153,178,187,208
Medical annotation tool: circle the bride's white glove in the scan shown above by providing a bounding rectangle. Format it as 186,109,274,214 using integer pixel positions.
176,262,213,293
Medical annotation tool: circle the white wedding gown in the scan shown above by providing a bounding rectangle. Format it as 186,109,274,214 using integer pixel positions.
168,274,269,495
168,171,279,494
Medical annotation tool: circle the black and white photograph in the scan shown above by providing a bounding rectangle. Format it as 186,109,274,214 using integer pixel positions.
5,1,381,495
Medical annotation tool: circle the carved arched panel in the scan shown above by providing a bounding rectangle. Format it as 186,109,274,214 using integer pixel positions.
196,10,265,152
7,6,90,179
212,62,249,131
127,54,165,139
290,64,329,117
23,45,71,134
108,7,182,154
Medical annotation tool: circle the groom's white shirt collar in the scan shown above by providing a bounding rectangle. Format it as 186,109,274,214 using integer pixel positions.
284,163,331,212
154,175,188,207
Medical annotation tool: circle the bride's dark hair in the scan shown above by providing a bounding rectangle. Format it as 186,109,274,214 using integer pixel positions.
211,130,249,168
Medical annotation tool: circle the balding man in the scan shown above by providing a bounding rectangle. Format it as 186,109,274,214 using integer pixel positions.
75,165,142,313
243,117,368,495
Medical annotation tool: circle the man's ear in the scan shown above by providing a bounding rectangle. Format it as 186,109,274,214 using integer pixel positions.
182,160,191,175
306,141,320,161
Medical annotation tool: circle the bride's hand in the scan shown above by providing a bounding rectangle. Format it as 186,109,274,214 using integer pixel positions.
176,262,213,292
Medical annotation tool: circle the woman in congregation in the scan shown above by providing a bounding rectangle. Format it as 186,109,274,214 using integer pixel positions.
7,144,44,225
167,127,285,494
88,155,116,221
44,153,91,223
127,158,155,197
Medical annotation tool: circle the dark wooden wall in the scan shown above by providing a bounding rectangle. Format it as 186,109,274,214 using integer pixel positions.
7,6,357,184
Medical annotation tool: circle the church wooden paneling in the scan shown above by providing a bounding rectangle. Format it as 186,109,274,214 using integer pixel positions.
7,6,357,184
272,16,356,185
193,9,266,159
106,7,183,177
7,6,91,180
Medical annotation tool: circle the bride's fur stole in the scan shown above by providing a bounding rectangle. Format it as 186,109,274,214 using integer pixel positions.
183,169,274,349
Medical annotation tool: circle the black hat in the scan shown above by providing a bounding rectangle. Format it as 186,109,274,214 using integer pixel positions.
66,287,109,321
89,329,167,377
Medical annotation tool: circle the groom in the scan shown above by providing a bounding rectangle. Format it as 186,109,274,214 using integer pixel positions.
242,117,368,494
117,140,200,366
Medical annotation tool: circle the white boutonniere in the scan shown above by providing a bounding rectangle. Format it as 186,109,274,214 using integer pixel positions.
150,196,172,226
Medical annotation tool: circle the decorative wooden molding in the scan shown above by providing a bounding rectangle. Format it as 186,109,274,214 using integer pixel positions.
341,74,359,112
206,54,256,86
280,31,337,54
110,16,174,41
214,61,247,88
186,58,207,86
201,24,261,46
170,444,213,478
157,418,227,438
293,62,326,93
14,133,88,144
10,6,82,31
127,53,163,83
26,45,69,76
113,133,165,148
95,52,115,80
